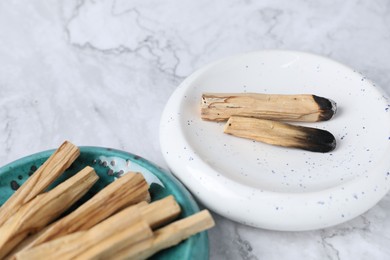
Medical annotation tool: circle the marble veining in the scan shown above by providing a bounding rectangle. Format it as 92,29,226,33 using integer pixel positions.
1,0,390,259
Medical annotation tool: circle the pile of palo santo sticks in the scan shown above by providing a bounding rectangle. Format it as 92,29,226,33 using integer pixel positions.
0,141,214,260
201,93,338,153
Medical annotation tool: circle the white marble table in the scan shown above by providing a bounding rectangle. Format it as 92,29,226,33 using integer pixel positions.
1,1,390,259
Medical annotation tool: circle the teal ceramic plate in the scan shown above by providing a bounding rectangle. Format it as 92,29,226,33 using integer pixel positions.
0,146,209,260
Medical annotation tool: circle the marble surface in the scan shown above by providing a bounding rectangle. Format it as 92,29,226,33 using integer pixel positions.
0,0,389,259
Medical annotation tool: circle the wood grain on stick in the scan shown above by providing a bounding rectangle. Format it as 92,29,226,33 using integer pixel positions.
0,141,80,227
13,203,146,260
224,116,336,152
201,93,337,122
75,221,153,260
140,195,180,229
113,210,215,260
13,232,85,260
15,196,181,260
5,226,48,258
0,166,98,259
16,172,150,253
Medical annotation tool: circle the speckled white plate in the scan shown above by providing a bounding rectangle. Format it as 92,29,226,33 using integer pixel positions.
159,50,390,231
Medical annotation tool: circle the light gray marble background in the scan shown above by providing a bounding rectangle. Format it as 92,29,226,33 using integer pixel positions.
1,0,389,259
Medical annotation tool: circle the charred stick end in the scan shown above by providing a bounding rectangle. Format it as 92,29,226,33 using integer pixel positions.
296,125,336,153
312,95,337,121
224,116,336,153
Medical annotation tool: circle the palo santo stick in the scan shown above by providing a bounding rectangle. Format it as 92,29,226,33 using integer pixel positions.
13,232,85,260
79,195,179,244
15,196,181,260
0,141,79,227
224,116,336,153
0,166,98,259
113,210,215,260
16,172,150,253
14,203,146,260
5,227,46,259
201,93,337,122
75,221,153,260
140,195,181,229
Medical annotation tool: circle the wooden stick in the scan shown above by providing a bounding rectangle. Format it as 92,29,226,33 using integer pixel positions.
113,210,215,260
15,172,150,253
201,93,337,122
224,116,336,152
0,141,80,227
12,232,85,260
139,195,181,229
15,196,181,260
13,203,146,260
5,227,47,259
75,221,153,260
0,166,98,259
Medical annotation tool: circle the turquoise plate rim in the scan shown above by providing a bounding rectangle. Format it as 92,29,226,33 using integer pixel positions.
0,146,209,260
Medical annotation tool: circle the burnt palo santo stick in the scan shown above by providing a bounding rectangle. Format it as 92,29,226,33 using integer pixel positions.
224,116,336,153
0,141,79,227
15,172,150,254
201,93,337,122
0,166,98,259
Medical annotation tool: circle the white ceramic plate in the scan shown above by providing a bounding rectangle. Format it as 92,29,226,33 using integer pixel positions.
159,50,390,231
